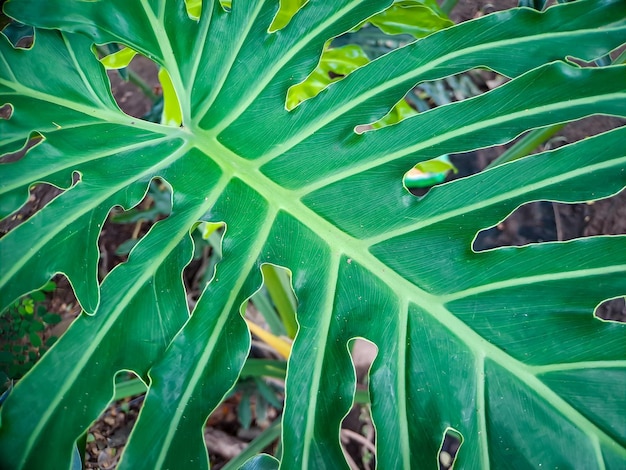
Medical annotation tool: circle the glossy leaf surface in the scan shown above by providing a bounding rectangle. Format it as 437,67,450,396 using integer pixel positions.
1,0,626,469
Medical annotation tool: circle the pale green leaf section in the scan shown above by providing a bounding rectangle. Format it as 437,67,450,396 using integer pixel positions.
158,66,183,126
286,44,370,110
368,0,453,37
99,46,137,69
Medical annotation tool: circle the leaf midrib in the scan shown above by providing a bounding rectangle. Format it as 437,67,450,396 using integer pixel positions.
193,132,626,462
190,0,268,126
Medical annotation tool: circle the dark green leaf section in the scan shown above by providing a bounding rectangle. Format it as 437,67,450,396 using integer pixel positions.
0,27,177,312
219,0,626,165
195,0,393,131
4,0,169,65
0,137,183,313
291,63,626,197
401,305,480,468
368,126,626,292
0,218,192,468
120,179,270,469
539,368,626,448
0,149,221,467
484,360,614,468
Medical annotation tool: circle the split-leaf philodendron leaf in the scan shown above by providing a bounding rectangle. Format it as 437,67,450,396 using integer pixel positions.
1,0,626,468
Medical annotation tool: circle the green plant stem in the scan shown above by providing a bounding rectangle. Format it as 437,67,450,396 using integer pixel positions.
440,0,459,15
113,377,148,401
240,359,287,380
486,124,565,170
262,265,298,339
126,68,158,101
221,421,282,470
354,387,369,404
251,289,287,337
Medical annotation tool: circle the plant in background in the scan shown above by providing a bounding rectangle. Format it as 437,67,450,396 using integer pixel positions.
0,282,59,385
1,1,625,469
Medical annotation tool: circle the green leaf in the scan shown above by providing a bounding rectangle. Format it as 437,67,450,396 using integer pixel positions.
40,281,56,292
184,0,203,21
114,238,139,256
99,46,137,70
28,332,42,349
27,320,44,333
240,454,280,470
404,155,458,188
370,97,417,128
29,290,45,302
158,66,183,127
1,1,625,469
42,313,61,325
367,1,453,38
286,44,370,110
0,351,13,364
269,0,306,31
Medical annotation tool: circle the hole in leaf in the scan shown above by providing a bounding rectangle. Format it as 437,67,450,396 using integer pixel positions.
410,114,626,200
340,338,378,468
1,19,34,49
245,264,298,345
0,103,12,119
83,370,146,469
98,179,172,280
183,221,225,308
0,277,70,383
286,42,370,111
474,201,559,252
360,69,505,133
0,131,43,163
97,44,160,121
475,186,626,252
333,0,452,59
438,428,462,470
45,273,81,333
244,264,297,363
349,338,378,388
595,297,626,323
341,404,376,469
97,44,182,126
205,378,281,465
286,2,455,111
403,155,459,197
0,182,64,235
